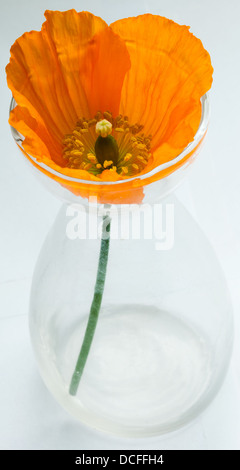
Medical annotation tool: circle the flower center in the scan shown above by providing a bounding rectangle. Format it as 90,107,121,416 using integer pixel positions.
62,112,152,177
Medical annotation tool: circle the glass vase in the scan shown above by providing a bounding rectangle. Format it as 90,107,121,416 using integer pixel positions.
10,94,234,436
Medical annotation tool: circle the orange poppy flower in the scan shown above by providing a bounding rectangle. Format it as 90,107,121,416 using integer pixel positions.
6,10,213,204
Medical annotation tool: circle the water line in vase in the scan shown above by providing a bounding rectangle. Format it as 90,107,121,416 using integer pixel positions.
69,213,111,396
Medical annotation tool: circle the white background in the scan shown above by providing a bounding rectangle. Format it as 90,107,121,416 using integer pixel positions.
1,0,240,450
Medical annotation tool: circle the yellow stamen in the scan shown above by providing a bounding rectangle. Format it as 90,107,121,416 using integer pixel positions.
63,111,152,176
73,130,82,138
103,160,114,168
75,139,84,147
103,111,113,122
63,138,74,144
70,150,83,156
87,153,97,162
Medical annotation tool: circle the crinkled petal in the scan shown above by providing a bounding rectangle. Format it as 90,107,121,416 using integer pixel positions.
6,10,107,143
44,10,130,118
111,14,213,156
9,105,64,165
6,10,130,167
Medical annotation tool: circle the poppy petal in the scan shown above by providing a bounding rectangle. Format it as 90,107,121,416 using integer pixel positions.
6,11,108,142
111,14,213,158
9,105,64,166
6,26,78,142
6,10,131,169
44,10,130,118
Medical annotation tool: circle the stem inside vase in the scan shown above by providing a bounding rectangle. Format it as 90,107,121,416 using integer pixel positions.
69,214,111,396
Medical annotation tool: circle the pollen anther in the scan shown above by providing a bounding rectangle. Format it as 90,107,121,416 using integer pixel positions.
63,111,152,177
103,160,114,168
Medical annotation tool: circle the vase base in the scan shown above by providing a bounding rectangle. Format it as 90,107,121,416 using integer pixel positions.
37,304,227,437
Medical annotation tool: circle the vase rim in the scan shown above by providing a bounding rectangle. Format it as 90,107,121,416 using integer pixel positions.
10,93,210,187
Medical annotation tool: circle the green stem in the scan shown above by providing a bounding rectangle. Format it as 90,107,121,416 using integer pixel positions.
69,214,111,396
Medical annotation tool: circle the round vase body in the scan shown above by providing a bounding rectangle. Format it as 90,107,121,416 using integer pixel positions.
29,195,233,437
